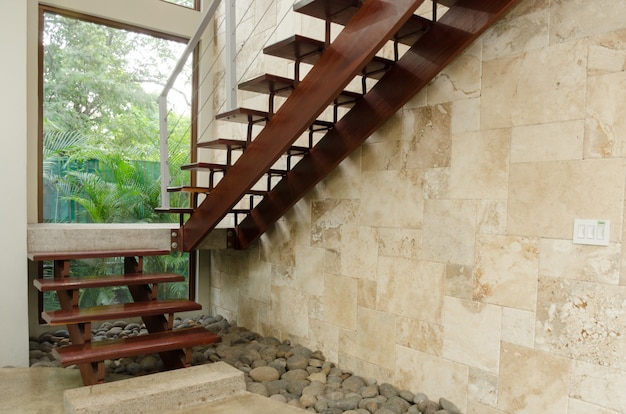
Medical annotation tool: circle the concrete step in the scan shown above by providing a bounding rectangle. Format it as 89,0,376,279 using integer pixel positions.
171,392,309,414
64,362,246,414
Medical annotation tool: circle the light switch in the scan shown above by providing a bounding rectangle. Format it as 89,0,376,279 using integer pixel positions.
573,219,610,246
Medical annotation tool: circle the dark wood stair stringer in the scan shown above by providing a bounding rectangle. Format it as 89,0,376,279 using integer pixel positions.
182,0,427,251
234,0,522,249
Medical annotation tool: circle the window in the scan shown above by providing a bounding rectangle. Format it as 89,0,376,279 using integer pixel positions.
39,7,196,311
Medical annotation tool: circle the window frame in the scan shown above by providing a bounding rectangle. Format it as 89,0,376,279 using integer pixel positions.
37,5,199,319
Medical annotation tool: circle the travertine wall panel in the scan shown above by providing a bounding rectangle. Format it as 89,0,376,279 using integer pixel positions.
206,1,626,413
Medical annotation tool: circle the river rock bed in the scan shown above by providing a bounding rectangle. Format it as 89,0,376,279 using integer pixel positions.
29,315,462,414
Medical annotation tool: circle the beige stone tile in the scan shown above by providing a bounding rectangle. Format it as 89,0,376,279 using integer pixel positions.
283,197,312,247
428,41,482,105
445,264,473,300
293,245,326,296
536,277,626,369
338,328,357,356
587,29,626,77
467,401,506,414
585,71,626,158
395,316,443,357
498,342,570,414
507,159,625,240
367,110,405,144
501,307,536,349
308,318,339,364
376,257,445,325
403,104,452,169
423,199,477,266
482,9,550,61
237,297,260,332
357,279,377,310
511,120,584,163
257,302,274,339
260,220,295,267
359,169,424,229
424,167,450,200
338,352,394,385
377,228,422,260
477,200,507,235
505,0,550,20
473,235,539,311
314,150,362,200
271,286,309,338
362,140,405,172
481,41,587,129
568,398,622,414
443,297,502,373
323,273,357,330
337,225,378,280
449,129,510,200
468,368,498,408
356,307,396,370
309,294,323,321
539,239,620,285
243,259,272,303
395,346,469,413
451,97,480,135
569,359,626,413
551,0,626,43
310,199,360,249
271,263,295,290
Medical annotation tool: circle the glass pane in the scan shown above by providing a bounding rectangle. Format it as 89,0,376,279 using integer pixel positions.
161,0,197,9
41,12,193,311
42,12,192,224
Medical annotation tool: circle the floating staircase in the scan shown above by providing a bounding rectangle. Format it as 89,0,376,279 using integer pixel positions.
160,0,520,252
30,250,220,385
32,0,519,386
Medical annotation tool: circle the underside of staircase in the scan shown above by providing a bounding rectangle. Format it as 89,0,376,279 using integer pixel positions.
168,0,521,252
30,0,519,387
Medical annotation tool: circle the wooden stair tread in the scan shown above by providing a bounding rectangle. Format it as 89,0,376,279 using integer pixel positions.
53,327,220,367
238,74,295,97
264,35,394,79
197,138,248,150
294,0,431,45
168,186,269,197
216,107,334,130
29,249,171,262
239,74,363,106
263,34,325,65
197,139,309,155
155,207,195,214
34,273,185,292
294,0,362,26
42,299,202,326
180,162,230,172
216,108,269,124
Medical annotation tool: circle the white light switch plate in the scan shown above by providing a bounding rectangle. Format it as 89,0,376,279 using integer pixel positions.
573,219,610,246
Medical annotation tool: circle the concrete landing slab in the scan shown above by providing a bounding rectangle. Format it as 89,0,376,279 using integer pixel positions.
0,367,83,414
64,362,245,414
27,223,229,252
173,392,309,414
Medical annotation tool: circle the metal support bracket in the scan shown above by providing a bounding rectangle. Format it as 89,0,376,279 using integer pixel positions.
226,228,236,249
171,229,183,252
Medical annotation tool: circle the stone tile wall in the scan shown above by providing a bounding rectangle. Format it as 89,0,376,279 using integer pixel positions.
205,0,626,412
